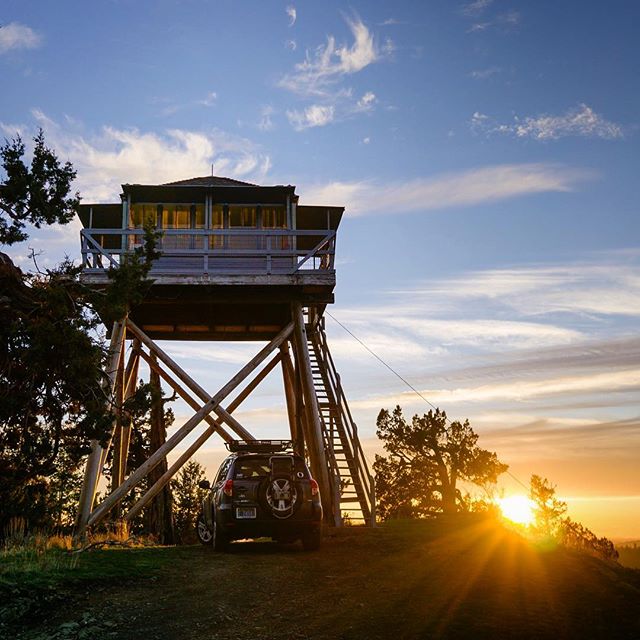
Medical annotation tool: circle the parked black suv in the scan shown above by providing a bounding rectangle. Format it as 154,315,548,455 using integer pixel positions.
196,440,323,551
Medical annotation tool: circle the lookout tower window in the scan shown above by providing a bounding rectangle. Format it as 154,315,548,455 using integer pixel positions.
262,205,288,249
210,204,225,249
129,203,159,229
229,206,257,249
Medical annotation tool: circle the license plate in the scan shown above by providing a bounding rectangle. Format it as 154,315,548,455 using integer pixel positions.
235,507,256,519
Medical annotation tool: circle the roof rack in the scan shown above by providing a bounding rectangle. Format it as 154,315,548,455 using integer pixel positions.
225,440,294,453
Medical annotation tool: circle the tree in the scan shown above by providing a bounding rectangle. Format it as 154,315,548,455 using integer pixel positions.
0,131,159,535
373,406,508,519
529,474,567,537
0,258,113,532
171,461,207,544
0,130,79,245
529,474,618,561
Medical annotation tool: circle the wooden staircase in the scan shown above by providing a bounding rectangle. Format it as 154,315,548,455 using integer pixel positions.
306,320,375,525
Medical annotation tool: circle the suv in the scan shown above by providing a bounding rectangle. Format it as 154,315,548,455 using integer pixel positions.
196,440,323,551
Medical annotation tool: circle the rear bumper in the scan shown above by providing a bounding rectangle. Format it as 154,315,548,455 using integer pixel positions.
218,501,322,540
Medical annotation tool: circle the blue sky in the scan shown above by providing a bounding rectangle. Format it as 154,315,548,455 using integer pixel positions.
2,0,639,537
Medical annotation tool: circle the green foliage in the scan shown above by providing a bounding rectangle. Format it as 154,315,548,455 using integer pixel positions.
0,259,112,532
0,130,79,245
373,406,508,519
171,461,207,543
0,131,161,536
46,450,85,532
98,221,161,324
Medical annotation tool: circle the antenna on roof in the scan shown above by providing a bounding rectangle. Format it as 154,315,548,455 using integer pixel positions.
211,163,214,177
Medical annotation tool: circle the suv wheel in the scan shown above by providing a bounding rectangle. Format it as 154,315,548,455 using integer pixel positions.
301,528,321,551
196,512,213,545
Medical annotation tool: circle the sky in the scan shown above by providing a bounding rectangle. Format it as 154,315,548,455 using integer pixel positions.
2,0,639,539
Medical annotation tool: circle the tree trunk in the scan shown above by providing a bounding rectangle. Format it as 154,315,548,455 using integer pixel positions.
437,467,458,515
147,357,176,544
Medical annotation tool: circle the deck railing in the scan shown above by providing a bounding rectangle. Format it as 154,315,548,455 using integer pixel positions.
80,228,336,276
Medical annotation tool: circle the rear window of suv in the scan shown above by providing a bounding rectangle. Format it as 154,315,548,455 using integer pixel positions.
233,456,310,480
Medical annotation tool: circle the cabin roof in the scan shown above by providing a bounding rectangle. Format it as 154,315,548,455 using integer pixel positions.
161,176,259,187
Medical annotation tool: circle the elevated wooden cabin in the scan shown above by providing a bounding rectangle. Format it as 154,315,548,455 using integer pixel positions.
78,176,343,341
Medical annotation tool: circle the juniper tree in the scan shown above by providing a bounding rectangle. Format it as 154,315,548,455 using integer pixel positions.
373,406,508,519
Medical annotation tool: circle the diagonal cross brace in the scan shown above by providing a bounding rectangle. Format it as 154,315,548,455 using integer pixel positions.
136,348,234,442
125,349,283,521
86,321,294,528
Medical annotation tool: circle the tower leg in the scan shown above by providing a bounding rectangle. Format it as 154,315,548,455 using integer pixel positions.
75,318,126,539
280,342,302,453
291,303,335,524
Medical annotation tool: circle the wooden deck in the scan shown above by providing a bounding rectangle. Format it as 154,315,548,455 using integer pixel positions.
81,227,337,340
80,228,336,283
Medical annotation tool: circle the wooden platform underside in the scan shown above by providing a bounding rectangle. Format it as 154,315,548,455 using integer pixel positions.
101,283,333,340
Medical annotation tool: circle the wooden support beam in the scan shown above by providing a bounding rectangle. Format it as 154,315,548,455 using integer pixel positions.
126,352,282,521
292,340,308,458
99,333,127,470
126,319,253,441
126,424,216,522
291,303,334,523
75,318,126,537
117,343,140,487
226,352,281,414
137,348,233,442
112,346,139,490
87,321,294,527
280,342,300,451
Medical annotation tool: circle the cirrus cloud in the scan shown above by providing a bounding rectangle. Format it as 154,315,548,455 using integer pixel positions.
471,104,624,140
300,163,595,214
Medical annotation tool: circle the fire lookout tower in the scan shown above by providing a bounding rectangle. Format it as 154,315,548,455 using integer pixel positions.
75,176,375,535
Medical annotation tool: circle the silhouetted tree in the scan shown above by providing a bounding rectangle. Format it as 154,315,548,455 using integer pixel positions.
529,474,618,561
529,474,567,537
171,461,207,543
0,130,159,535
374,406,508,519
0,129,79,245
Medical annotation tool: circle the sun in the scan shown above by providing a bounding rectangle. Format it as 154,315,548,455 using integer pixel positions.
498,495,536,526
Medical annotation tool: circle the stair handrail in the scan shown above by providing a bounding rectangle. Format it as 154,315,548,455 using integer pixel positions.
315,327,375,515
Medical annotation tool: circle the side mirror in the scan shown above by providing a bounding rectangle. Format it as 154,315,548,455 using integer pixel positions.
198,480,211,490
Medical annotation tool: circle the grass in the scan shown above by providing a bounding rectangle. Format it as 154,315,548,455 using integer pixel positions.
0,530,180,636
3,516,640,639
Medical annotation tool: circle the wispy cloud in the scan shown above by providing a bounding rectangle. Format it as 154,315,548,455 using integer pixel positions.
278,16,387,131
197,91,218,107
461,0,493,17
4,110,272,202
416,260,640,317
257,105,275,131
279,16,384,97
356,91,377,110
349,368,640,411
0,22,42,54
470,66,501,80
462,3,521,34
301,163,594,214
285,39,297,51
286,104,335,131
471,104,624,140
286,5,297,27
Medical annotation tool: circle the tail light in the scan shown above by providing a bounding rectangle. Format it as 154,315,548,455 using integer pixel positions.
310,478,319,497
223,479,233,497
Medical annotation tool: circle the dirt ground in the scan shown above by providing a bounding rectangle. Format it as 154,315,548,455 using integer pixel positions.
12,518,640,640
